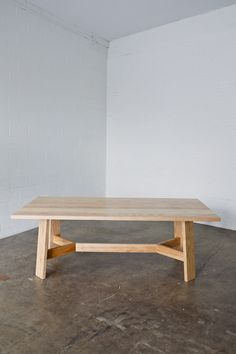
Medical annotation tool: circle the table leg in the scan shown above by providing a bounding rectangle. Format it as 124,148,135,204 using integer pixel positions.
48,220,61,248
36,220,49,279
181,221,196,282
174,221,183,250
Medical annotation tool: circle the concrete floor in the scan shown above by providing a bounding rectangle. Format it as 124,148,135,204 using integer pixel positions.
0,221,235,354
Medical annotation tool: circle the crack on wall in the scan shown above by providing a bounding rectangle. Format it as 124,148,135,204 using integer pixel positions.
11,0,109,48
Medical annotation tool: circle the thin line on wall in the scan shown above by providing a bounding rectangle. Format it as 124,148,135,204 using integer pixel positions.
12,0,109,48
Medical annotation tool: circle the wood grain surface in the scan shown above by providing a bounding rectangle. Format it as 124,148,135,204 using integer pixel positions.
11,196,220,222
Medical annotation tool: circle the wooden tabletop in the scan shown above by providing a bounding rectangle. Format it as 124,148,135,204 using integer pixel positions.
11,197,220,222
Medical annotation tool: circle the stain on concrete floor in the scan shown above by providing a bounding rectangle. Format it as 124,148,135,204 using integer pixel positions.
0,221,235,353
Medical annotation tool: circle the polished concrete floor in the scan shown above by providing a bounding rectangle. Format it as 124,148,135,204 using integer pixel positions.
0,221,235,354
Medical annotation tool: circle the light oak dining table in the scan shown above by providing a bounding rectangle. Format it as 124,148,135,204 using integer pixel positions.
11,197,221,282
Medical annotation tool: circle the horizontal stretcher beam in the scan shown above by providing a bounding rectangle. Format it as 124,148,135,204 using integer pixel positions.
48,236,183,261
35,219,197,282
47,243,76,259
160,237,180,248
75,242,183,261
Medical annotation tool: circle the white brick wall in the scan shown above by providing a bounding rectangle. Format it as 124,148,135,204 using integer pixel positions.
0,0,107,238
107,5,236,230
1,2,236,237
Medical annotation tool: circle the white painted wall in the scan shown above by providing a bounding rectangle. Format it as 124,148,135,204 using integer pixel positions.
107,5,236,230
0,0,107,238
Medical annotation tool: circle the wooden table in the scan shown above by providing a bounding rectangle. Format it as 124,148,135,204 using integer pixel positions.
11,197,220,282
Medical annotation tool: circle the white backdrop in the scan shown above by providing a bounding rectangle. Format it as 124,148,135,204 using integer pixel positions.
106,5,236,230
0,0,107,238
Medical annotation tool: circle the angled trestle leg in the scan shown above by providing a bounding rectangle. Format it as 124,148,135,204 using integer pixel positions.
35,219,196,282
175,221,196,282
36,220,49,279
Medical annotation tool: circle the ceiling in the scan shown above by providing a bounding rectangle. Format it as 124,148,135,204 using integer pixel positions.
21,0,236,41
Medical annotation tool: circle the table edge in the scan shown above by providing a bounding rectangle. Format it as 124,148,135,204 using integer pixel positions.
11,214,221,222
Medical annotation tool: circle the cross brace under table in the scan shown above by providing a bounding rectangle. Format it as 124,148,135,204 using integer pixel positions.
36,220,195,282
